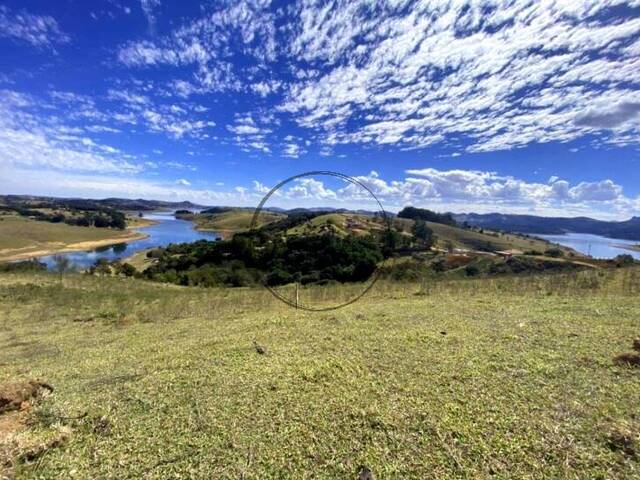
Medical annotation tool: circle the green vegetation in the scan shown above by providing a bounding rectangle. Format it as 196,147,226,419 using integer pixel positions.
411,219,435,249
397,206,457,226
0,198,126,230
100,209,603,289
1,268,640,478
0,259,46,273
141,231,384,288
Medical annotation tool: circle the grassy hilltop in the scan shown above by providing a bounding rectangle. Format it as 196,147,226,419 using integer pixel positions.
2,269,640,478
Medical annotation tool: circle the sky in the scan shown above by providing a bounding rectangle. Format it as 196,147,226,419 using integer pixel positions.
0,0,639,219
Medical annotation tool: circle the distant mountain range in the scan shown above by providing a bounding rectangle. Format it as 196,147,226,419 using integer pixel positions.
0,195,205,212
452,213,640,241
266,207,383,216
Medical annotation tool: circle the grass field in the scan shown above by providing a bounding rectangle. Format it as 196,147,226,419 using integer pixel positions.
1,269,639,478
193,210,285,237
0,216,147,262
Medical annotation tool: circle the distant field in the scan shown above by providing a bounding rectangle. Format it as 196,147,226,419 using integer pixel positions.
286,213,386,237
124,215,158,228
0,215,146,262
193,209,285,236
390,216,576,254
1,269,639,478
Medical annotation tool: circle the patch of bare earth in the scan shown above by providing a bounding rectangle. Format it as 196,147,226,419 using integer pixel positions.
0,380,68,480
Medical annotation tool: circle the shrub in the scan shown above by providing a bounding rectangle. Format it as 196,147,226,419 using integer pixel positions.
545,248,563,258
613,254,635,267
465,264,480,276
0,260,47,272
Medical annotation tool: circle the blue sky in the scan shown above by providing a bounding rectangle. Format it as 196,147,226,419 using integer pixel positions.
0,0,639,218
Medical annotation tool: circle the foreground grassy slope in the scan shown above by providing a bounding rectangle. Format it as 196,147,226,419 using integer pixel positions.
0,216,146,262
2,270,639,478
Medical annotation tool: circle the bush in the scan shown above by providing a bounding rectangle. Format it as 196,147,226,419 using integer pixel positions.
613,254,635,267
465,264,480,276
545,248,563,258
397,206,457,226
0,260,47,272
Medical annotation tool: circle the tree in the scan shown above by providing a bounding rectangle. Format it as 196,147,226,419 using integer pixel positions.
118,262,137,277
52,254,72,283
94,215,110,228
613,254,635,267
397,206,457,226
411,220,434,249
545,248,563,258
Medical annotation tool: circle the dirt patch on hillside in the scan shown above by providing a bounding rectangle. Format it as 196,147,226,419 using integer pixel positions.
614,353,640,367
1,380,58,479
0,381,53,414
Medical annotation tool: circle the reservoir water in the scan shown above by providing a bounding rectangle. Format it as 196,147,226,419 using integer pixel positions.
39,211,219,269
537,232,640,260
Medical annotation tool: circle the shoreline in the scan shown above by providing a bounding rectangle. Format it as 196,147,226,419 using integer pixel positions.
615,243,640,253
193,226,232,239
0,230,150,263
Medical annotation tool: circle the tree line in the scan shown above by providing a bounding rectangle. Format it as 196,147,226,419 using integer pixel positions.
0,203,126,229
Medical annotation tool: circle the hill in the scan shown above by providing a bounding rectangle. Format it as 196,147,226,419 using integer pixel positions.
1,270,639,478
454,212,640,240
288,212,576,256
184,209,286,237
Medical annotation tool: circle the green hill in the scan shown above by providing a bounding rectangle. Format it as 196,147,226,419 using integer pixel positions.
189,209,285,237
286,212,577,256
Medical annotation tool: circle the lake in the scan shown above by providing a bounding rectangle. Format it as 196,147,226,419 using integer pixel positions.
537,232,640,260
39,211,220,269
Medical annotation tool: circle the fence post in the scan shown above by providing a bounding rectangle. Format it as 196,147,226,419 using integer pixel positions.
295,282,299,309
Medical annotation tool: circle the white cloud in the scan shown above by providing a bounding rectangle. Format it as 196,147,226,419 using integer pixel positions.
0,90,142,175
119,0,277,94
227,113,273,153
282,0,640,152
140,0,161,33
165,161,197,171
279,168,636,219
0,5,69,49
282,143,305,158
0,169,245,205
251,80,281,97
285,178,337,200
175,178,190,186
252,180,270,194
